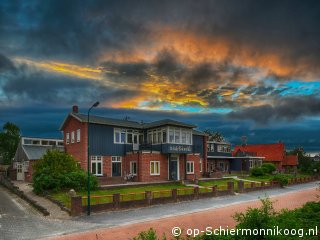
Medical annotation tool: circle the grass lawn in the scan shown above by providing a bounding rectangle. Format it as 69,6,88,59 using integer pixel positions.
239,173,312,183
50,183,193,208
198,179,238,190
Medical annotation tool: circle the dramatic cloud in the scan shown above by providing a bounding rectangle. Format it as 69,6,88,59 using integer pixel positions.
227,95,320,123
0,0,319,152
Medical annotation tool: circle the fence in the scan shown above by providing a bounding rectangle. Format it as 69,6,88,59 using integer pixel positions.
70,176,319,216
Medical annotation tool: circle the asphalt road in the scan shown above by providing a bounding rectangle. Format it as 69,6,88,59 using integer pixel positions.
0,182,319,240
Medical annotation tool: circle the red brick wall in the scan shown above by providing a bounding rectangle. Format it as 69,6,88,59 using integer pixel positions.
185,154,201,180
137,153,168,182
63,116,88,169
25,160,36,182
123,153,139,177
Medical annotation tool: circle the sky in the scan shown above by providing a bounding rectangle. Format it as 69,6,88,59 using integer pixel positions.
0,0,320,153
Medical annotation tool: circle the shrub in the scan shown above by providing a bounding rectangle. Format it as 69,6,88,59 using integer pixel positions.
33,150,98,194
272,174,289,187
261,163,276,174
250,167,265,177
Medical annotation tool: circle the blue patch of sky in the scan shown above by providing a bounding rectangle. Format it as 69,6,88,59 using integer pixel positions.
280,80,320,96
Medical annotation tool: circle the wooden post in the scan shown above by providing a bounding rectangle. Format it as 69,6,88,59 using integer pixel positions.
113,193,120,209
172,189,178,202
71,196,83,217
238,181,244,193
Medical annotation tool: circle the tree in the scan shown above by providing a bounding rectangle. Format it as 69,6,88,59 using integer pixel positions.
0,122,20,165
287,147,314,174
204,129,225,142
33,150,98,194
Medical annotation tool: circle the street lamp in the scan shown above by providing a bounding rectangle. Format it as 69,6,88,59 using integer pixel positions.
87,101,99,216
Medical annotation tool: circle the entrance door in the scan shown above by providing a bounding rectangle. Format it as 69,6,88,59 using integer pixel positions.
169,155,179,180
17,163,24,181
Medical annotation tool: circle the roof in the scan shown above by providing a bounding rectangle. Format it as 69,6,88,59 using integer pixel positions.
283,155,298,166
233,143,285,162
144,119,196,129
60,112,196,130
22,145,64,160
192,130,207,136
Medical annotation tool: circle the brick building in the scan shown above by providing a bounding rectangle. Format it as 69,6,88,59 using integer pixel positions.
12,137,64,181
60,106,206,184
233,143,298,171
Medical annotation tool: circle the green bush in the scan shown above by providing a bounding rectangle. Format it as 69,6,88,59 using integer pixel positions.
33,150,98,194
272,174,289,187
261,163,276,174
250,167,265,177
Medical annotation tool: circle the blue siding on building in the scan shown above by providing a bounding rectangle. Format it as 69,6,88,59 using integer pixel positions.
89,124,135,156
89,123,204,156
207,142,232,157
193,135,204,157
230,158,243,171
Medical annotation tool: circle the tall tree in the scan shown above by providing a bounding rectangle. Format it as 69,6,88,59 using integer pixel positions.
204,129,225,142
0,122,21,165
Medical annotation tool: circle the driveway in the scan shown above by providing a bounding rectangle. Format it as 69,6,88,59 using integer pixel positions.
0,185,97,240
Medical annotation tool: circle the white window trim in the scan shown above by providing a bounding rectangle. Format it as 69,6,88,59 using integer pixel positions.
66,133,70,144
111,156,122,176
150,161,160,176
200,159,203,172
186,161,194,174
91,156,103,176
71,131,75,143
130,161,137,176
76,129,80,143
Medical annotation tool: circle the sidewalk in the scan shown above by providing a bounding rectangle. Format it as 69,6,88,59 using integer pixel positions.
51,184,319,240
12,181,71,220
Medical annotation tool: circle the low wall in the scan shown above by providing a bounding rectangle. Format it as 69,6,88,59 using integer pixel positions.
0,175,50,216
70,176,319,216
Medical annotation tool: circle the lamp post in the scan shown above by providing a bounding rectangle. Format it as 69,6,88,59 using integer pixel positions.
87,101,99,216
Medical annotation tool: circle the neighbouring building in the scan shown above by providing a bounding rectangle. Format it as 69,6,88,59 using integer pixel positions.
60,106,206,184
12,137,64,181
207,141,264,173
233,142,298,171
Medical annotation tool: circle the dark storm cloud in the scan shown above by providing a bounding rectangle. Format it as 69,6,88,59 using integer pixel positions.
227,95,320,123
1,0,319,69
0,53,16,72
0,54,140,106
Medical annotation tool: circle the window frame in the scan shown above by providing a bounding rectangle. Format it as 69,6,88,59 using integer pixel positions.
186,161,194,174
76,129,81,143
150,161,160,176
66,133,70,144
91,156,103,176
130,161,137,175
71,131,75,143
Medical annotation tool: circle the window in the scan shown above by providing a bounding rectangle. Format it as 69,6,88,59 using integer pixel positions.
130,161,137,175
66,133,70,144
71,131,75,143
174,129,180,143
162,130,167,143
91,156,103,176
249,160,253,168
181,131,186,144
169,129,174,143
111,156,122,176
217,144,231,153
76,129,81,142
127,133,133,143
186,161,194,174
219,162,224,170
150,161,160,175
186,131,192,145
114,128,126,143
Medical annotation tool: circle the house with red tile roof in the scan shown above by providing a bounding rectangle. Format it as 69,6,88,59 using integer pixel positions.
233,143,298,171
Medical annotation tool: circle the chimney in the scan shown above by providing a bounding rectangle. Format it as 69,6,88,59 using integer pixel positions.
72,105,78,113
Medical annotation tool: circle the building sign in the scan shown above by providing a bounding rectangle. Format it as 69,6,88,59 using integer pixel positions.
168,145,192,153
